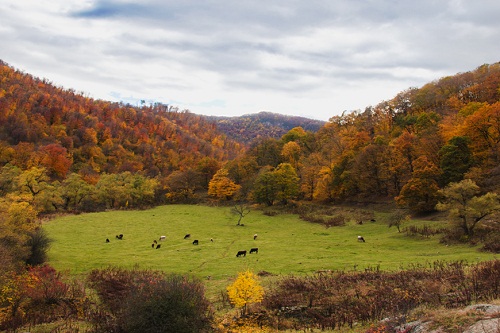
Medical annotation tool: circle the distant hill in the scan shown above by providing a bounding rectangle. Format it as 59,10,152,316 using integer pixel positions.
206,111,326,143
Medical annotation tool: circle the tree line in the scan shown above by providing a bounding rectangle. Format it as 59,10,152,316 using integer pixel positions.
2,61,500,212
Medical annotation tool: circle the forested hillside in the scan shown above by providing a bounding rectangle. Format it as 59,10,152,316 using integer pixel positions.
1,60,500,213
0,60,245,204
206,111,325,143
222,63,500,211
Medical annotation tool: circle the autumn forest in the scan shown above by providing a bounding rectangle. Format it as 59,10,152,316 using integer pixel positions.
2,61,500,210
1,59,500,331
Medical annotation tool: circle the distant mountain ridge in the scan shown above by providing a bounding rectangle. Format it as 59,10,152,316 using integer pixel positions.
206,111,326,143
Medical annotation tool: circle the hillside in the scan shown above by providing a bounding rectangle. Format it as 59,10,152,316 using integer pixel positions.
0,60,243,181
1,60,500,209
206,111,325,143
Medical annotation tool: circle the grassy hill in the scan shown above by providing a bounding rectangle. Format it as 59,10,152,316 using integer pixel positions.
43,205,495,282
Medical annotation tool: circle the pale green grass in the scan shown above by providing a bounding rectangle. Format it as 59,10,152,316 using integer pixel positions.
43,205,497,280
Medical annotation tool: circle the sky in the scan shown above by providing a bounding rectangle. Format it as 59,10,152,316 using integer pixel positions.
1,1,499,121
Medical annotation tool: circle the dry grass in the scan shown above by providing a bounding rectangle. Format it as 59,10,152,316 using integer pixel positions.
407,301,500,333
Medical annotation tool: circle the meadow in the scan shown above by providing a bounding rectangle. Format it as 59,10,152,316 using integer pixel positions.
43,204,497,285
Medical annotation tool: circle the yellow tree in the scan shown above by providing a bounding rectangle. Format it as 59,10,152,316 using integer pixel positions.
281,141,301,170
208,169,241,200
227,270,264,315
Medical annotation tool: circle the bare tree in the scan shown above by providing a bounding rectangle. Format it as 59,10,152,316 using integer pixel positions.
387,209,410,233
231,204,250,226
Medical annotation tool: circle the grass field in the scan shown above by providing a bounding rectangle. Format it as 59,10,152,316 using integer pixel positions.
43,204,497,284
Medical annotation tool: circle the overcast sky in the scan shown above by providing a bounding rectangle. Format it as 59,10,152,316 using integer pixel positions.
1,1,499,121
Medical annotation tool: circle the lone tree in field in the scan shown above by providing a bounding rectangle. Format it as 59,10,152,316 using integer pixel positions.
231,204,250,226
436,179,500,238
227,270,264,315
387,209,410,233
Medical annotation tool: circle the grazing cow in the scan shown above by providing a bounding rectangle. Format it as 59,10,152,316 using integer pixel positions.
210,238,213,242
156,244,161,249
236,250,247,257
116,234,123,240
106,238,110,243
249,247,258,254
184,234,191,239
192,239,199,245
154,240,157,244
151,243,155,248
370,219,376,222
357,235,366,242
253,234,258,240
159,236,166,241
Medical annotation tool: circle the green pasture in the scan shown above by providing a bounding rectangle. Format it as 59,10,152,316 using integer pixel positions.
43,205,497,283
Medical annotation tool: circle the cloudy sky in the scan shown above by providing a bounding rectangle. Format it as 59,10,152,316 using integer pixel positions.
1,1,499,121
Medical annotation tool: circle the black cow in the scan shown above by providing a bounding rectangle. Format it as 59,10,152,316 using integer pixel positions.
106,238,110,243
236,250,247,257
249,248,258,254
357,235,366,242
156,244,161,249
184,234,191,239
192,239,199,245
153,239,158,244
116,234,123,240
151,243,155,248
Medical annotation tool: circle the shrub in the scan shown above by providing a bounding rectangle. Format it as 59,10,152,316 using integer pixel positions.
404,224,445,238
87,267,213,333
87,266,165,312
0,265,87,331
119,274,212,333
481,232,500,253
25,227,52,266
300,213,346,227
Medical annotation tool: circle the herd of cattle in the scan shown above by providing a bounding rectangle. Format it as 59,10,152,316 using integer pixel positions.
105,232,367,257
105,232,261,257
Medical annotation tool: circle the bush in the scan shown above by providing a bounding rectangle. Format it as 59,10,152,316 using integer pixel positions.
87,267,164,312
87,267,213,333
25,227,52,266
120,275,212,333
404,224,445,238
0,265,87,332
481,231,500,253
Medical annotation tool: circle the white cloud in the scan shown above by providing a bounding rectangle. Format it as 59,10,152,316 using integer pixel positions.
1,0,499,121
